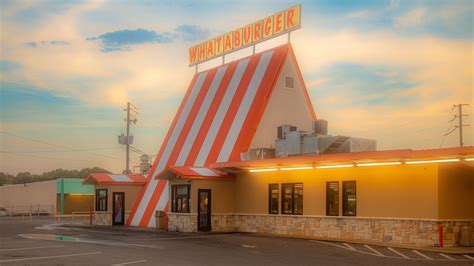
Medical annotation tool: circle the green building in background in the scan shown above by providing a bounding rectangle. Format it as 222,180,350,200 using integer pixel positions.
57,178,94,215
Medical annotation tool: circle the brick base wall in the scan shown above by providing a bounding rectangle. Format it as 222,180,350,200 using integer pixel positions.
167,213,474,247
94,211,111,226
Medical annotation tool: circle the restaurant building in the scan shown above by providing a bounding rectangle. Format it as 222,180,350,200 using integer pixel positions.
91,5,474,248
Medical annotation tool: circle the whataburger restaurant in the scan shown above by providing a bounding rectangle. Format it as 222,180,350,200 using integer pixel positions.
86,5,474,248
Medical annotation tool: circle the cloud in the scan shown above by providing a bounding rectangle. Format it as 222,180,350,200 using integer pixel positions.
0,60,21,72
87,26,210,52
24,40,70,48
87,28,174,52
394,8,427,28
174,25,210,42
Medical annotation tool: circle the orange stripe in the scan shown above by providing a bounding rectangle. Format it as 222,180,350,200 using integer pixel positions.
138,69,217,226
126,74,198,226
184,62,238,166
204,54,262,165
138,179,167,227
229,45,288,161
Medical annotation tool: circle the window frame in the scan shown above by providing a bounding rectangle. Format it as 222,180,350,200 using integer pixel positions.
95,188,108,212
268,184,279,214
326,181,339,216
281,183,303,215
342,181,357,216
171,184,191,213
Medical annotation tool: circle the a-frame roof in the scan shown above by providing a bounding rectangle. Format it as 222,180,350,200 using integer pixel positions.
127,44,315,227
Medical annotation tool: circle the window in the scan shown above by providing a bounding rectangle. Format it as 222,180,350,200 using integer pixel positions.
326,182,339,216
95,189,107,211
172,185,190,213
269,184,279,214
285,76,294,88
343,181,356,216
282,183,303,215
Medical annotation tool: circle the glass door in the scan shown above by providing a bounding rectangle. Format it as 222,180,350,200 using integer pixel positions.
112,192,125,225
197,189,211,231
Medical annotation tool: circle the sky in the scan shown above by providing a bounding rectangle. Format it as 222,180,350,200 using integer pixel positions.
0,0,472,174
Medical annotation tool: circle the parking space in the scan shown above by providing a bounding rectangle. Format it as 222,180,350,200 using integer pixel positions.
1,217,472,265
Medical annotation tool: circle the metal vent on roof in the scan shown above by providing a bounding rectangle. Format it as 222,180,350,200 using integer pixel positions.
285,76,294,88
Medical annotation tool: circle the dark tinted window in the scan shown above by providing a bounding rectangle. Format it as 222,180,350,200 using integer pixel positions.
282,183,303,215
326,182,339,216
343,181,356,216
269,184,279,214
95,189,107,211
172,185,190,213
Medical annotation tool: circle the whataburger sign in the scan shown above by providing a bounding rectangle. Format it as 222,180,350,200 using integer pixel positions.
188,5,301,66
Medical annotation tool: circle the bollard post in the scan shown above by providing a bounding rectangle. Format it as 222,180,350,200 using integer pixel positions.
438,224,444,248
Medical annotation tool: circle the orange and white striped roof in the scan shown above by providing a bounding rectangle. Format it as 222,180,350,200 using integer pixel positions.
127,44,313,227
83,173,147,185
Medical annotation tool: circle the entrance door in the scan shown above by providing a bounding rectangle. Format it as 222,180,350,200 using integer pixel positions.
197,189,211,231
112,192,125,225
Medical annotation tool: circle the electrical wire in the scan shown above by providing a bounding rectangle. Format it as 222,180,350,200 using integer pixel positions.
0,130,120,160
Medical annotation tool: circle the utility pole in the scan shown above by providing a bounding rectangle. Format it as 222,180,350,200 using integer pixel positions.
120,102,138,174
446,104,470,147
126,102,131,173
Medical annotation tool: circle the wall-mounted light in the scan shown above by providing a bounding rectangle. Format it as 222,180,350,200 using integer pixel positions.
356,162,401,167
405,158,460,165
315,164,354,169
465,158,474,161
249,168,279,173
280,166,314,171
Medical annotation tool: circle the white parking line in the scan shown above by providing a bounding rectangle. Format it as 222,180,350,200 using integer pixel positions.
0,240,37,244
0,245,63,252
464,254,474,260
439,253,455,260
412,250,433,260
363,245,383,256
343,243,356,251
112,260,147,266
387,247,409,259
0,251,101,263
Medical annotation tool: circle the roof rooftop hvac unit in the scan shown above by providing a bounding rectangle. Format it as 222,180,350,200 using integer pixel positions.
313,119,328,135
277,124,297,139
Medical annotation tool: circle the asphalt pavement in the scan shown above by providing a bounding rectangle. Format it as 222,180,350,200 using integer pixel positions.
0,217,473,265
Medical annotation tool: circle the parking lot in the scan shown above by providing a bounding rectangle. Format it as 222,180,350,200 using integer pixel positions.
0,217,473,265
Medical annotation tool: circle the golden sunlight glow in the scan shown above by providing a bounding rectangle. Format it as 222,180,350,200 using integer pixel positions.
356,162,401,167
405,158,460,164
280,166,314,171
315,164,354,169
249,168,279,173
465,158,474,161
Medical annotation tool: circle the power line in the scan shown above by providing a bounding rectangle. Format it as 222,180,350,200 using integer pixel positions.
0,147,121,154
1,151,107,164
0,130,119,160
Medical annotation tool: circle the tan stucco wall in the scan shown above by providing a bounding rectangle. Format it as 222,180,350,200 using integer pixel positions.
169,179,234,214
249,56,314,150
0,180,56,213
234,164,439,219
438,164,474,219
95,184,143,213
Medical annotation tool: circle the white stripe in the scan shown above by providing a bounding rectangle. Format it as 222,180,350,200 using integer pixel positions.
0,252,101,263
109,174,131,182
216,51,273,163
175,66,227,166
112,260,147,266
343,243,356,251
412,250,433,260
464,254,474,260
363,245,383,256
194,59,249,166
387,247,409,259
438,253,455,260
130,73,207,226
191,167,219,176
0,245,63,252
147,181,170,228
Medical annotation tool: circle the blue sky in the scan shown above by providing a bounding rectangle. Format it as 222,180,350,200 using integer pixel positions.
0,0,472,174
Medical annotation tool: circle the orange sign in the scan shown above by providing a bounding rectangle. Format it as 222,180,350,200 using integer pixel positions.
188,5,301,66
